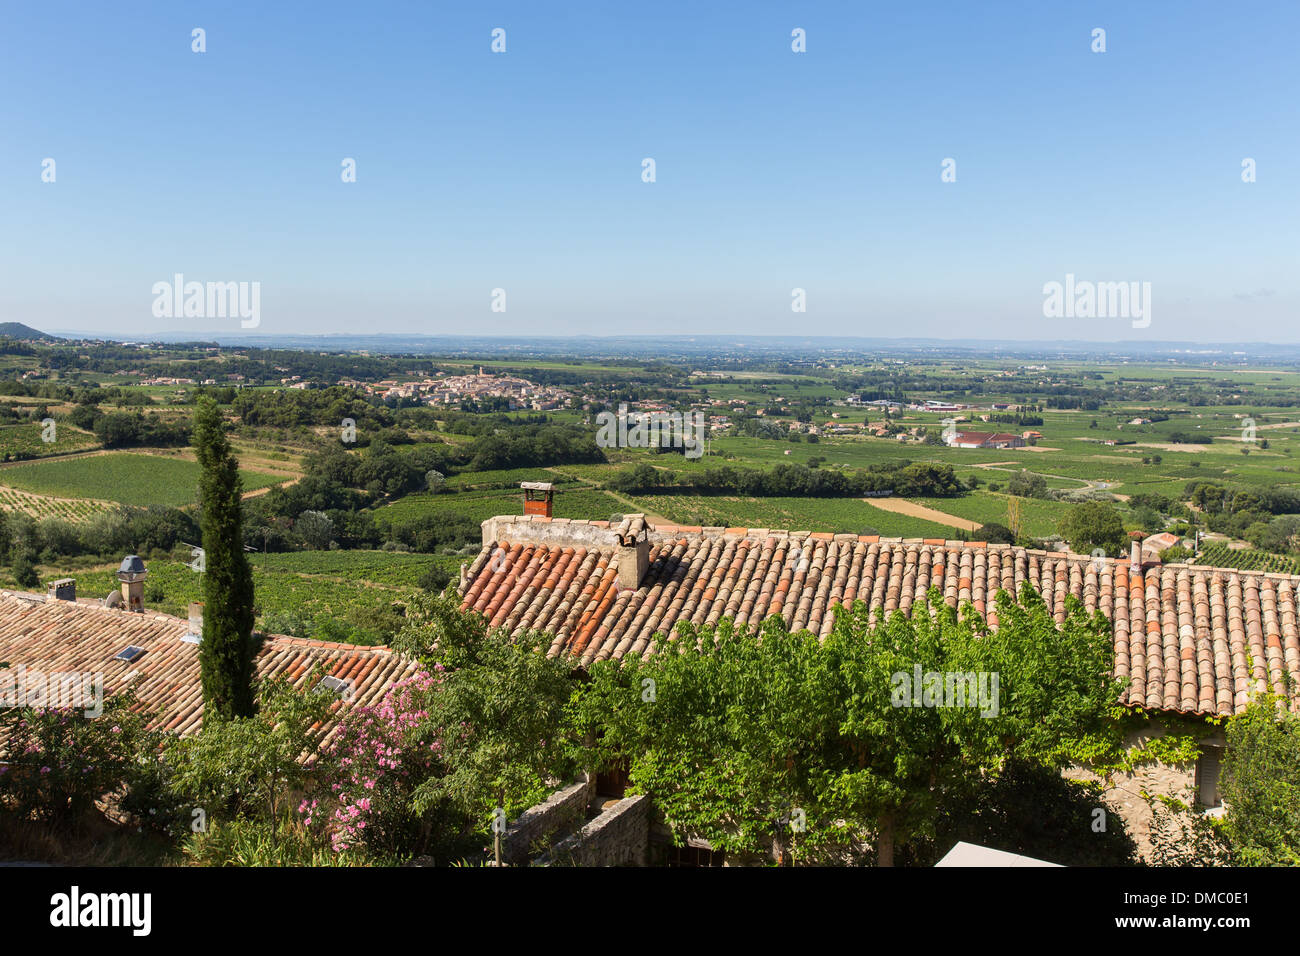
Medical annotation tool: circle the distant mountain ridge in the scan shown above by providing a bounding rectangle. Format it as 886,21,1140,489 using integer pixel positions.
0,323,59,341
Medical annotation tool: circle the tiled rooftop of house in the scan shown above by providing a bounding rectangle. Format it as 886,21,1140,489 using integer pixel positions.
460,514,1300,718
0,589,419,744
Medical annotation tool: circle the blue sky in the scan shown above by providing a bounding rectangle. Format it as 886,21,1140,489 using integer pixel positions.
2,1,1297,342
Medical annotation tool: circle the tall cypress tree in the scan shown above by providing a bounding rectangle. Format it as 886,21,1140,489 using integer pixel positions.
194,397,256,719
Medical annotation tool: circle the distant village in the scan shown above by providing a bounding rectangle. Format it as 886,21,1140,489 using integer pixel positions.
344,368,572,411
104,365,1063,452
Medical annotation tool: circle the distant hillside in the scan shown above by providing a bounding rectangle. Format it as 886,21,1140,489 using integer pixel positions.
0,323,59,341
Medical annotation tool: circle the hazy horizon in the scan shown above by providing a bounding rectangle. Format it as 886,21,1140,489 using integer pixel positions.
31,325,1300,360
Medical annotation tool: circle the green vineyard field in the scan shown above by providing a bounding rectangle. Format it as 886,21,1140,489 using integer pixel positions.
1196,544,1300,575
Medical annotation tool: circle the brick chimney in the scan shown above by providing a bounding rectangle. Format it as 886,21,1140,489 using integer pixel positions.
521,481,555,518
1130,540,1142,573
614,514,650,589
47,578,76,602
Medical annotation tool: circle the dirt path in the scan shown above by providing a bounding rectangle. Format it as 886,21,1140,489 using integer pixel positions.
601,489,672,526
863,497,980,532
544,467,673,525
0,448,117,470
967,462,1093,489
1132,441,1212,453
242,476,298,499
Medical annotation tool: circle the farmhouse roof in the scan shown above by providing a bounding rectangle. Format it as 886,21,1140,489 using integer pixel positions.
460,515,1300,718
1143,532,1181,552
0,590,419,743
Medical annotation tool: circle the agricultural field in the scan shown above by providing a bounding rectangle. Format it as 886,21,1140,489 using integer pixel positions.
903,492,1071,539
39,551,444,646
0,485,115,522
12,341,1300,622
0,421,99,461
373,486,628,528
620,494,957,539
441,466,579,491
0,452,286,509
247,549,449,588
1194,545,1300,575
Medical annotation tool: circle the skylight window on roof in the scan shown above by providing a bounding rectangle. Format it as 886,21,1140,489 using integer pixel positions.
114,645,146,662
315,675,353,700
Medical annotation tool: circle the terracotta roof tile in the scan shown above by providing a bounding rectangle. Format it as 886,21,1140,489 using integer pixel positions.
0,591,420,747
462,519,1300,717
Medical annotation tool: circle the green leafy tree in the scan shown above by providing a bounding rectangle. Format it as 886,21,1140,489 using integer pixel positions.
193,398,256,719
975,522,1016,545
1146,794,1231,867
393,593,578,864
1059,500,1128,556
1006,470,1048,499
295,509,335,550
1220,693,1300,865
574,583,1126,866
163,674,334,826
572,615,820,865
809,586,1124,865
10,550,39,589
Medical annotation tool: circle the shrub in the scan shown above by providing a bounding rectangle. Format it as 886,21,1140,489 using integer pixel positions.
0,692,153,828
1220,693,1300,866
11,552,39,589
184,814,378,866
306,670,459,857
975,522,1017,545
1006,470,1049,499
418,565,452,593
161,674,334,823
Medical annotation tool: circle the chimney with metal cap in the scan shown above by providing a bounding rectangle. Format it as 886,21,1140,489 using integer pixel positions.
116,555,148,612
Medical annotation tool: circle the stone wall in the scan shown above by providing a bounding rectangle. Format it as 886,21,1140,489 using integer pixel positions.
1068,721,1224,862
499,774,595,866
538,793,652,867
480,514,1132,571
482,515,615,550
